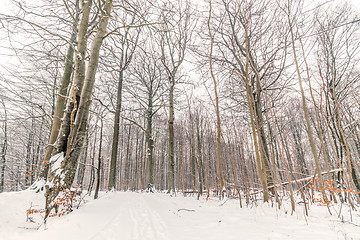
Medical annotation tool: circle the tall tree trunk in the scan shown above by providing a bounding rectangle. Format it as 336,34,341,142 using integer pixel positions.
39,2,79,180
146,96,154,190
243,17,269,202
51,0,92,158
299,36,338,202
167,82,175,193
88,126,97,194
208,1,224,197
133,129,140,191
287,1,328,202
25,121,33,187
32,119,44,184
94,118,103,199
124,126,131,190
254,93,273,189
44,0,112,220
108,70,124,190
196,117,204,195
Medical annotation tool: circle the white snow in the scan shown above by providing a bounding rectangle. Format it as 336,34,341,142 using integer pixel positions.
28,178,46,191
0,190,359,240
50,153,64,174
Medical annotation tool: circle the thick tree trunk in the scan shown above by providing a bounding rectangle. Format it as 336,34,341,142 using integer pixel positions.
40,28,77,179
37,2,81,184
51,0,92,159
44,0,112,220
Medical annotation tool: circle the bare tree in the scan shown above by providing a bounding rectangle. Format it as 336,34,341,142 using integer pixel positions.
205,0,289,201
315,3,360,193
106,8,141,191
157,0,194,194
44,0,113,220
39,0,81,181
207,0,225,197
286,0,328,202
124,48,165,191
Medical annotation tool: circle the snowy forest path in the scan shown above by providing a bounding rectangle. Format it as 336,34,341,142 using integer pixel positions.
88,192,170,240
128,194,169,240
1,191,359,240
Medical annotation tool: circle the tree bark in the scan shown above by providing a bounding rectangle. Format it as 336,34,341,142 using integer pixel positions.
287,0,328,202
242,15,269,202
108,71,123,190
44,0,112,220
167,81,175,193
146,94,155,190
39,10,78,179
208,1,224,197
94,118,103,199
0,100,7,193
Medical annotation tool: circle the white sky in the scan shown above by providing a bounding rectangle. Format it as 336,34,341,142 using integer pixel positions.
0,0,359,97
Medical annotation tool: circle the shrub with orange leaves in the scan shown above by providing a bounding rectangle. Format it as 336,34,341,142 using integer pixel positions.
202,197,213,200
26,185,82,223
306,179,360,206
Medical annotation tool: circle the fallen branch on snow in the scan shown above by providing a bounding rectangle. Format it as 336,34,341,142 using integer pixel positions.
178,208,195,212
227,168,344,196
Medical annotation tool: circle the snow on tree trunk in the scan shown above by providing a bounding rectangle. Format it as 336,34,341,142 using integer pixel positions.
43,0,113,221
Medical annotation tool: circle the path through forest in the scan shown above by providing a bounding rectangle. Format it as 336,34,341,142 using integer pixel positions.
0,191,359,240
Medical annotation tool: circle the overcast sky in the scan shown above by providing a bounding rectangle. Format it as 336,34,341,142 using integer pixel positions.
0,0,359,81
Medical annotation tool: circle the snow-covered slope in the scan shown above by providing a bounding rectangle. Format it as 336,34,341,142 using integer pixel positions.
0,190,359,240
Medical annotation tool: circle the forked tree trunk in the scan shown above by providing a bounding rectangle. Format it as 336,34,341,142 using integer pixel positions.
44,0,112,220
51,0,92,158
242,15,269,202
38,2,80,181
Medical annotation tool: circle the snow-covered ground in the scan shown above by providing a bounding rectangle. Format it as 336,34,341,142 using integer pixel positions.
0,190,359,240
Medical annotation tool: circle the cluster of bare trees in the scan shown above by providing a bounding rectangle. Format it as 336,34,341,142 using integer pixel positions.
0,0,360,217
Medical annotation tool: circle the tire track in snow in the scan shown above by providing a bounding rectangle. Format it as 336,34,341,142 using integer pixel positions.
89,193,169,240
129,194,169,240
88,195,128,240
